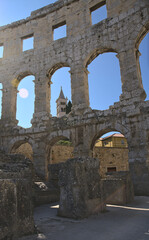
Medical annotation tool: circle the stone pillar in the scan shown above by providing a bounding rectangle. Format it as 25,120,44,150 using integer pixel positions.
70,66,90,113
33,141,48,180
128,135,149,196
32,72,51,125
58,157,105,219
1,83,18,126
118,49,146,101
73,126,91,158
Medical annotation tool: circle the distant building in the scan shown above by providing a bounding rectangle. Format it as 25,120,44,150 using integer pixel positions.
56,87,68,118
95,133,128,148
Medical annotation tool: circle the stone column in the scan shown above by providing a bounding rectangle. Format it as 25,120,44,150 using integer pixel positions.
32,72,51,126
118,48,146,102
1,83,18,126
73,126,91,158
128,137,149,196
32,141,48,180
70,65,90,113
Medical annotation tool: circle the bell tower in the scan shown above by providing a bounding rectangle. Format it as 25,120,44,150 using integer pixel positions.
56,87,68,117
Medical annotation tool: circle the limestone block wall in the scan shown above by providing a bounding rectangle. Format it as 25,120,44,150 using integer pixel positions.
48,145,128,177
93,147,129,177
0,0,148,123
14,141,128,178
49,145,74,164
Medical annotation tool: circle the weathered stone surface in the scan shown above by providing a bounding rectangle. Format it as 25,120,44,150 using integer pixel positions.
129,161,149,196
0,0,148,209
103,171,134,205
0,0,148,237
58,157,106,219
0,151,35,240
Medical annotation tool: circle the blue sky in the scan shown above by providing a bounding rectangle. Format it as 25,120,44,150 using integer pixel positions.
0,0,148,130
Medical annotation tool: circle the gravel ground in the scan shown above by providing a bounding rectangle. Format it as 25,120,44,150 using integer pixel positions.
18,196,149,240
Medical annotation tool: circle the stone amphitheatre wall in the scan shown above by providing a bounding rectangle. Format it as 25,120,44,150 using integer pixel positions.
12,143,128,177
0,0,149,195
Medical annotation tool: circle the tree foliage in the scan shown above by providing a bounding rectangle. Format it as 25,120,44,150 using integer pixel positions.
66,100,72,114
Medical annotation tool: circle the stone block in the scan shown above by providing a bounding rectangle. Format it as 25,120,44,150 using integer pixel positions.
58,157,106,219
0,151,34,239
129,161,149,196
102,171,134,205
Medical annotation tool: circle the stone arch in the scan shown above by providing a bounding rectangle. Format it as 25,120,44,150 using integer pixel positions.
47,130,74,165
90,124,129,152
8,136,34,152
89,125,130,178
12,71,35,88
135,22,149,50
134,22,149,100
47,62,70,79
9,137,34,161
84,48,117,68
47,129,74,146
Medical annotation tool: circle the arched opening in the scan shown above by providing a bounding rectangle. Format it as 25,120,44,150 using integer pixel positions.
138,32,149,101
11,141,33,161
46,136,74,205
0,83,3,119
91,130,129,178
87,52,122,110
16,75,35,128
48,65,71,117
91,130,133,204
48,138,74,165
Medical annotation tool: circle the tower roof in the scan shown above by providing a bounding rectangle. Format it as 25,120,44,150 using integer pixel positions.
56,87,66,102
59,87,65,99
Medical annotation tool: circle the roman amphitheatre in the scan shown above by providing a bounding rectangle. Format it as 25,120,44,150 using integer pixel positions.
0,0,149,239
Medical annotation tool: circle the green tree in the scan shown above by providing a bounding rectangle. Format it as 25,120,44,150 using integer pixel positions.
66,100,72,114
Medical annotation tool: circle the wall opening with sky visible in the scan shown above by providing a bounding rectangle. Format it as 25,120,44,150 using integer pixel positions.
16,75,35,128
51,67,71,117
139,32,149,101
88,53,122,110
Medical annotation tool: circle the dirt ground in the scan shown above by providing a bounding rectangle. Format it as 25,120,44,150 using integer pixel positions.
19,196,149,240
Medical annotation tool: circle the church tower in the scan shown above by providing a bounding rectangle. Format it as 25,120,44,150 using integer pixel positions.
56,87,68,118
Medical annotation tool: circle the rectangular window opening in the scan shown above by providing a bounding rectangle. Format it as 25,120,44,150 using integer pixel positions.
53,21,67,41
107,167,117,173
22,35,34,52
0,45,4,58
90,1,107,25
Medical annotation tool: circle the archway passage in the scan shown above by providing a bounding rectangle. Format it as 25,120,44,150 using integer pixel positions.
91,130,134,204
50,67,71,117
11,141,33,161
139,32,149,101
45,136,74,206
16,75,35,128
47,136,74,165
49,139,74,165
92,131,129,178
87,53,122,110
0,83,2,119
